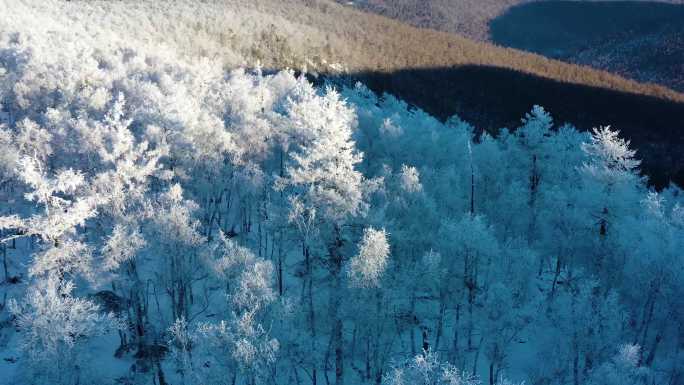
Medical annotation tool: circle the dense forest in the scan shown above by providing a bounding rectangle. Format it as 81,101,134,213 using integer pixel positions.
1,1,683,385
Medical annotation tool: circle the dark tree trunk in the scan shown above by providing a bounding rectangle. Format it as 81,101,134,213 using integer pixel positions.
434,294,445,352
645,332,662,367
489,361,495,385
1,241,8,282
452,303,461,364
422,327,429,353
304,243,317,385
329,225,345,385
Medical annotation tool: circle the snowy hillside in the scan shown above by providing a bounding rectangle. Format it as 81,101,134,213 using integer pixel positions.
1,1,683,385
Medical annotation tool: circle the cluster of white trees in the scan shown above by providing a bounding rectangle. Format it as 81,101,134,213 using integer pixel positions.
1,1,683,385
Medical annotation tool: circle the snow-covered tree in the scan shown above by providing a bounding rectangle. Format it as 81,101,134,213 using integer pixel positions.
0,155,102,282
277,84,369,385
278,85,366,223
382,350,479,385
586,344,653,385
582,126,641,188
347,227,390,288
169,233,279,384
9,276,121,385
580,126,643,278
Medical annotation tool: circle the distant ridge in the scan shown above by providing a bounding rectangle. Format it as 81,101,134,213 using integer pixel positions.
338,0,684,92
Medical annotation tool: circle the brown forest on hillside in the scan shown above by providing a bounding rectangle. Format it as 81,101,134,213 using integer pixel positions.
273,0,684,103
334,0,524,41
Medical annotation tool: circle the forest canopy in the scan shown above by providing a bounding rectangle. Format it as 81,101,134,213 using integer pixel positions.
0,1,683,385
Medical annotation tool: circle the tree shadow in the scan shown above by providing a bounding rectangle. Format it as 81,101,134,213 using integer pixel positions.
318,65,684,188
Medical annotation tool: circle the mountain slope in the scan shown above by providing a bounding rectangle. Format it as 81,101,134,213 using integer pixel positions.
340,0,684,92
337,0,523,41
490,1,684,92
28,0,681,102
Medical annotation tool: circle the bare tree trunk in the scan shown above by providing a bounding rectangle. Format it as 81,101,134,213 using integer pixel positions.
334,318,344,385
489,361,495,385
434,291,446,352
156,356,167,385
472,336,484,376
550,256,562,296
529,154,539,238
372,289,384,384
645,331,663,367
125,260,148,353
572,334,579,385
421,327,429,353
304,243,317,385
467,284,475,351
329,225,344,385
452,303,461,365
639,290,657,352
1,241,8,282
410,292,417,357
278,229,284,296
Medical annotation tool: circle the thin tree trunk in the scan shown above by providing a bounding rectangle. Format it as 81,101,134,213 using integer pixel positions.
156,356,167,385
472,336,484,376
645,331,663,367
329,225,344,385
550,256,562,296
640,292,657,351
489,361,495,385
468,286,474,351
572,334,579,385
305,243,317,385
452,303,461,365
434,292,446,352
410,291,417,357
278,229,284,296
1,242,8,282
422,327,429,353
